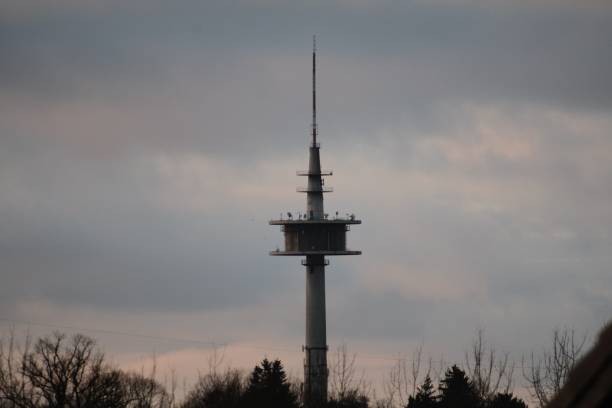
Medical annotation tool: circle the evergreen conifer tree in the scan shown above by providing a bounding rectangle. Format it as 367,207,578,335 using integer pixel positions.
407,374,438,408
240,358,299,408
327,389,369,408
487,393,528,408
438,365,481,408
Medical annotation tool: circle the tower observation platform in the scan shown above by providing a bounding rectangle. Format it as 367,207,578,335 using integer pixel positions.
268,37,361,408
269,217,361,256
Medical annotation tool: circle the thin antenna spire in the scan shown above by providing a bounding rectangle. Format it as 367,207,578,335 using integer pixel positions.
312,35,317,146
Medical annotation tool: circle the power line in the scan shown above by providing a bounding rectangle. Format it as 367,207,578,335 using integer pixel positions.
0,317,224,347
0,317,301,356
0,317,406,361
0,317,543,366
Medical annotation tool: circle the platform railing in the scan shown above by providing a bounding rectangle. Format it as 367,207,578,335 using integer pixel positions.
297,186,333,193
296,170,333,176
272,213,360,222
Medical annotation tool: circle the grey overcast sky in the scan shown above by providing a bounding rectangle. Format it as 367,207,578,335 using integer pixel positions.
1,0,612,401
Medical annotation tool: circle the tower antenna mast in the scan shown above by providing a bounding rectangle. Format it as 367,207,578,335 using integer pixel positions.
312,35,317,146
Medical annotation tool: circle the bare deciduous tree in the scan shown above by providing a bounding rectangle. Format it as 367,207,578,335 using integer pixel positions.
0,330,38,408
383,344,430,408
125,371,171,408
181,368,243,408
165,369,177,408
372,397,394,408
0,331,125,408
181,346,244,408
383,353,409,408
464,329,514,400
430,355,447,385
522,327,586,407
329,343,368,400
0,331,171,408
206,346,225,381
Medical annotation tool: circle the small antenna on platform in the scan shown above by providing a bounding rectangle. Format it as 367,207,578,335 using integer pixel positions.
312,35,317,146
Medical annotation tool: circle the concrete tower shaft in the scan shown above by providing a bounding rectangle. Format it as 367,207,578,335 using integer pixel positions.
304,255,327,407
306,146,325,219
305,37,328,407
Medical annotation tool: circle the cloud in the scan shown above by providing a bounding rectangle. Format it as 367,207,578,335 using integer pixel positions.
2,1,612,402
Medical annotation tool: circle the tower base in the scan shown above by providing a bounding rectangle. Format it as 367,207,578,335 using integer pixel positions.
304,255,328,407
304,345,328,408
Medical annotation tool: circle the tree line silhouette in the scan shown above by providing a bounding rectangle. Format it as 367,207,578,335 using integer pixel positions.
0,328,587,408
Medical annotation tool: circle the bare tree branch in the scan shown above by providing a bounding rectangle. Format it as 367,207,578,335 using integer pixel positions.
522,327,586,408
383,344,429,408
465,329,515,400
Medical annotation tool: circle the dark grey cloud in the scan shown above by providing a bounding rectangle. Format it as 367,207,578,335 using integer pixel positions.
0,152,288,312
2,0,611,158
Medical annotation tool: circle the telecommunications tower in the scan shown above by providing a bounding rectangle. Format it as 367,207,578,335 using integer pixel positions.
269,38,361,407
